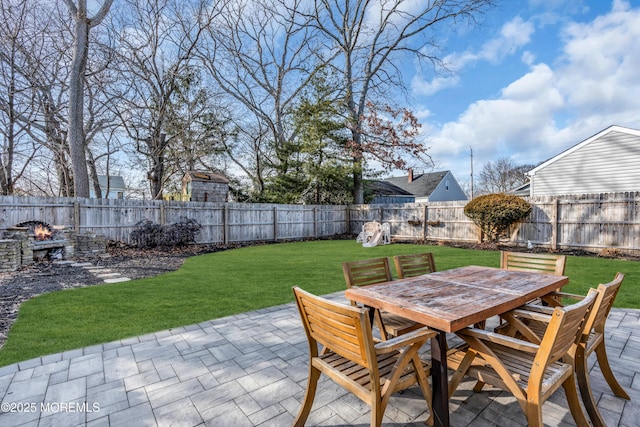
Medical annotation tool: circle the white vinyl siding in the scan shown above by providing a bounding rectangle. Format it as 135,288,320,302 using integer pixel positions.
429,172,468,201
530,129,640,196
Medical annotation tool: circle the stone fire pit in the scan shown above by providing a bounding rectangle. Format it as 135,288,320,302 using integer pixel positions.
0,221,106,271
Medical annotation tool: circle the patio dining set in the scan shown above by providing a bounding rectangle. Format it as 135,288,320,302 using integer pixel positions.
291,251,629,427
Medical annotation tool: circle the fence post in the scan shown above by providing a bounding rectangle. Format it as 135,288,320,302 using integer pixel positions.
422,204,428,240
551,198,559,250
273,205,278,242
345,205,351,235
313,206,318,239
74,201,80,232
159,203,166,225
223,205,229,246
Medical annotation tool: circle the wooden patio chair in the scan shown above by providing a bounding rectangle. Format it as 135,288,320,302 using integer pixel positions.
501,251,567,307
292,286,436,427
343,258,423,339
496,272,628,427
447,289,598,427
393,252,436,279
501,251,566,275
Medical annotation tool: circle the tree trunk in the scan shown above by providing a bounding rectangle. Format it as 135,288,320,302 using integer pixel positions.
353,166,363,204
86,149,102,198
67,12,90,198
65,0,113,197
349,104,365,205
149,155,165,200
148,133,166,200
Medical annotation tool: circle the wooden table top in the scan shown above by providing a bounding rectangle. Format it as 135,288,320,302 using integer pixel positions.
344,265,569,333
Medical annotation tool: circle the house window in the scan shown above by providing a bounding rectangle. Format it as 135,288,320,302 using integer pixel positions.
117,191,124,199
445,180,449,191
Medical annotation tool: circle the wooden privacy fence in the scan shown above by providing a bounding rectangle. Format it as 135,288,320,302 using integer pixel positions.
1,192,640,253
0,197,348,245
350,192,640,254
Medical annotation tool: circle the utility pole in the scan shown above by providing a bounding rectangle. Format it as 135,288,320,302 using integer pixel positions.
470,146,474,199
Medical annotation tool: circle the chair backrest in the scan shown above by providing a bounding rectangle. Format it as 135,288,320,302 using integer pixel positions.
587,272,624,335
293,286,375,369
537,289,597,366
501,251,566,275
393,253,436,279
343,257,393,288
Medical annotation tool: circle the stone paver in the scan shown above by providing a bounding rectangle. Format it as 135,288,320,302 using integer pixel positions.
103,277,131,283
0,292,638,426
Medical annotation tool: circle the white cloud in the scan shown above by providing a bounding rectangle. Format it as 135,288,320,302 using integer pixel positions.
412,16,535,96
484,16,536,63
428,63,563,164
411,73,460,96
521,51,536,66
557,0,640,115
420,1,640,182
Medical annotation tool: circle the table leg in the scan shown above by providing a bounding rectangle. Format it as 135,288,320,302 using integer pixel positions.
431,330,450,427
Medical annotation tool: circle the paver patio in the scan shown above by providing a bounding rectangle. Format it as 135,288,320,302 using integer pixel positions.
0,292,638,426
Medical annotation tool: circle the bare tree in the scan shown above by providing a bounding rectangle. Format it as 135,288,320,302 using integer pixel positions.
478,157,536,194
107,0,223,199
196,0,320,198
304,0,495,203
62,0,113,198
0,1,76,195
0,1,40,195
162,66,234,189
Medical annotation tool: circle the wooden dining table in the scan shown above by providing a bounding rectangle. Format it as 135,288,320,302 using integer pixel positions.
344,265,569,427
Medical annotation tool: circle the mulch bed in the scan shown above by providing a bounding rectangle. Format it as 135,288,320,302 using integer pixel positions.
0,243,223,350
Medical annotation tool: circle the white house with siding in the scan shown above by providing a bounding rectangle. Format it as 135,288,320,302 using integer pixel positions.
89,175,126,199
369,170,468,203
527,125,640,197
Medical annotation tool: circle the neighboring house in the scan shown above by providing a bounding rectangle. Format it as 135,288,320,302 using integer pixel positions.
182,171,229,202
527,125,640,197
369,170,468,204
509,181,531,196
89,175,126,199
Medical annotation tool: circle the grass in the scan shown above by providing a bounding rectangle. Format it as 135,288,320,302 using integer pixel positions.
1,240,639,367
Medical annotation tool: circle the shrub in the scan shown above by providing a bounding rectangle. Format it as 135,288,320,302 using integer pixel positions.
130,217,201,248
464,193,532,242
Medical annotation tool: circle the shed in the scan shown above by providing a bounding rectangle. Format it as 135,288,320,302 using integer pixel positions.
527,125,640,196
182,171,229,202
90,175,126,199
369,170,468,204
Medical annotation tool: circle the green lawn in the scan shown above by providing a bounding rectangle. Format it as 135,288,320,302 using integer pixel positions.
1,240,638,367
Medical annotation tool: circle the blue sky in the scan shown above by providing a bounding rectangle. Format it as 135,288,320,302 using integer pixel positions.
398,0,640,189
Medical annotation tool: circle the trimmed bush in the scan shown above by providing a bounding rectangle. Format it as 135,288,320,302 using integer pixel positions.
130,217,201,248
464,193,532,242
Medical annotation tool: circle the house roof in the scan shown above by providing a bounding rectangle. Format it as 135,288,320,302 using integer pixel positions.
380,171,450,197
528,125,640,176
97,175,125,189
509,181,530,196
184,171,229,184
367,180,414,196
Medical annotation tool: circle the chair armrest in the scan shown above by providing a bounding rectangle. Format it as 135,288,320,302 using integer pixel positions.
375,327,437,353
550,291,584,300
509,307,553,322
515,304,555,315
457,327,540,354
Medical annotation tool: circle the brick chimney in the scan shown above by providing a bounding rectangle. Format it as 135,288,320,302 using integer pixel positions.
408,168,413,183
